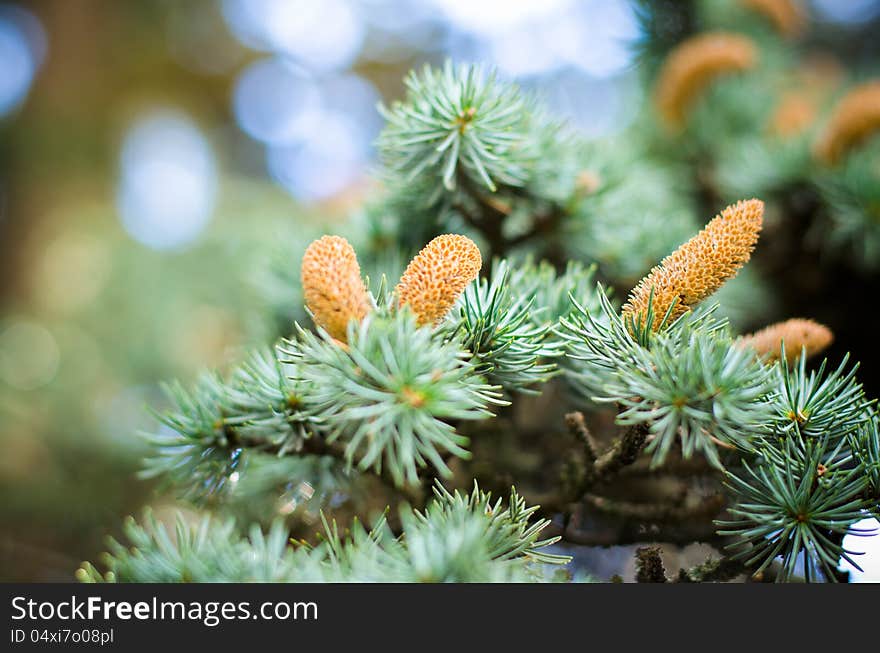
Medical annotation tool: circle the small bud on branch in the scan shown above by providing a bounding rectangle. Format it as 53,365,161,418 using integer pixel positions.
396,234,483,326
301,235,372,342
738,318,833,363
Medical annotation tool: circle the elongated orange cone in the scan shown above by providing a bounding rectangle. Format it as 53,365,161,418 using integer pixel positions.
815,80,880,164
741,0,806,39
622,199,764,331
655,32,757,128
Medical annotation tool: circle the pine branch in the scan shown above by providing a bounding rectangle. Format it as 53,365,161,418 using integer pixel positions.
549,519,722,548
534,421,650,515
297,436,423,505
565,411,600,463
593,424,651,480
79,483,567,583
583,491,725,522
89,50,880,584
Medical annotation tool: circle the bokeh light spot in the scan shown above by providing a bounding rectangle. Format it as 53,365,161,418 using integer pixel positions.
234,67,381,202
222,0,365,72
117,111,217,251
0,5,47,118
267,111,368,202
430,0,571,36
232,57,321,145
811,0,880,24
438,0,639,80
0,320,60,390
35,234,111,314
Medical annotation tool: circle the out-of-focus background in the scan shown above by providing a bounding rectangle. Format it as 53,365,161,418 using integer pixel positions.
2,0,880,582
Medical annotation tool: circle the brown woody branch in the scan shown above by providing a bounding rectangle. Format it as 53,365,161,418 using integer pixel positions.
582,492,725,523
